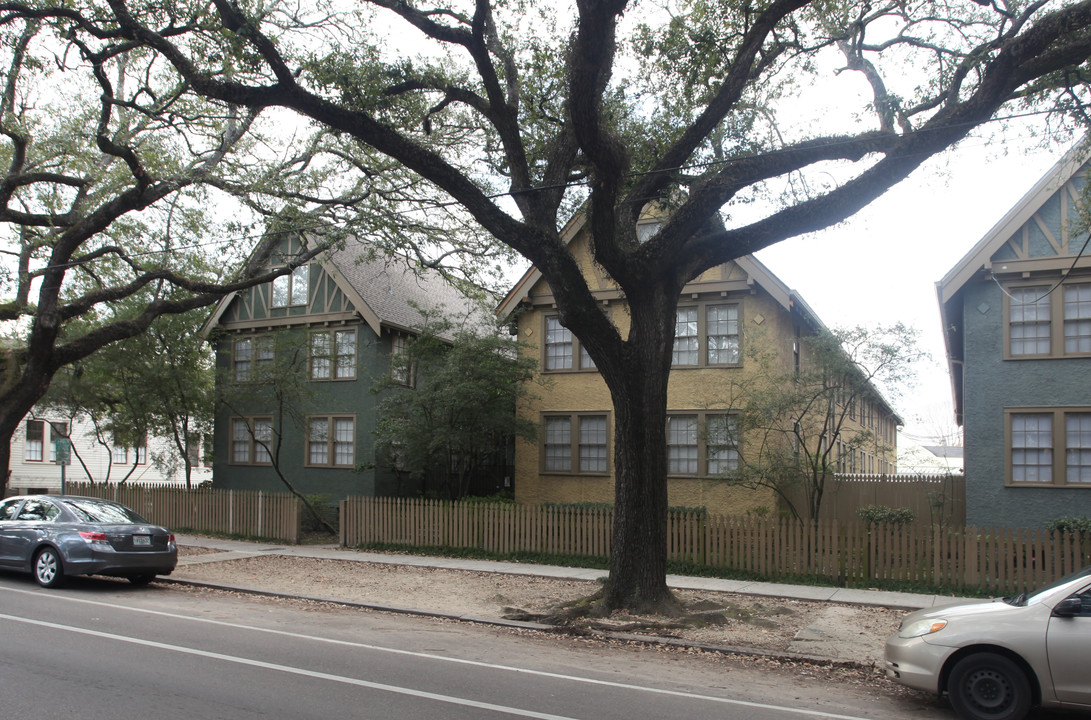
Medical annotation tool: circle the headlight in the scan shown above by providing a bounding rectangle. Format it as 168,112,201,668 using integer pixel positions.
898,618,948,638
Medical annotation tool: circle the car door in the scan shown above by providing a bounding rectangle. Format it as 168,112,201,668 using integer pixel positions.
1046,583,1091,706
0,498,26,566
4,499,62,568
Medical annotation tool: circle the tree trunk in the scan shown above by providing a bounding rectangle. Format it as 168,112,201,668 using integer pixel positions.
600,294,680,612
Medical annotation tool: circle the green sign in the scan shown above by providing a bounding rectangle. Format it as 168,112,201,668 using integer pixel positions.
54,438,71,465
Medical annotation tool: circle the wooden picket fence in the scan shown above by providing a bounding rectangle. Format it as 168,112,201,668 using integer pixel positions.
341,497,1091,594
67,482,302,544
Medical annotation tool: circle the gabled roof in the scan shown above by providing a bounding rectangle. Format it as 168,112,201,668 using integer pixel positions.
495,211,821,329
937,140,1091,308
936,139,1091,424
203,235,479,337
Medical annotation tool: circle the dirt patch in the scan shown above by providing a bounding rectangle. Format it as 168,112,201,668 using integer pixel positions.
171,550,903,662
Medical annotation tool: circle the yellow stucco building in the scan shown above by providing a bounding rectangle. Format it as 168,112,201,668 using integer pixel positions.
497,216,899,517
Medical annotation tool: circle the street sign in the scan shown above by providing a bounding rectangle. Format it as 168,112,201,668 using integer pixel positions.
54,438,71,466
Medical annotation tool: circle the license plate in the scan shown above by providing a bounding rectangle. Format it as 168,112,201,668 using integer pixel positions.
133,534,151,547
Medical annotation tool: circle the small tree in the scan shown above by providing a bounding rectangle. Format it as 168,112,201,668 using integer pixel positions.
373,317,539,500
45,311,215,488
725,324,924,523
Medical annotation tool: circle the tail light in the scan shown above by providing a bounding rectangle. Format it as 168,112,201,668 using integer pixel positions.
79,531,108,543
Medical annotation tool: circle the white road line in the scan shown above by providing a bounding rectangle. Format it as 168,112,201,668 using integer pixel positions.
0,612,577,720
0,585,878,720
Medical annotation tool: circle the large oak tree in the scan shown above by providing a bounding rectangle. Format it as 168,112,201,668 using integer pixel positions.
5,0,1091,610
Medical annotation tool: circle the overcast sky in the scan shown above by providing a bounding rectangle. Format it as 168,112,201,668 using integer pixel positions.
755,125,1075,446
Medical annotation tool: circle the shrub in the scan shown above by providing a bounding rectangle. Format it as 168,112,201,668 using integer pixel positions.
1044,516,1091,534
857,504,915,527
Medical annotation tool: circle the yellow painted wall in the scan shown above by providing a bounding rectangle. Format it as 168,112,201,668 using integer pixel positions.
508,227,895,517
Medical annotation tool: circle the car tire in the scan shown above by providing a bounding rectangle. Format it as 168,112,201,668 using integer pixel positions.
948,652,1033,720
128,574,156,586
33,547,65,588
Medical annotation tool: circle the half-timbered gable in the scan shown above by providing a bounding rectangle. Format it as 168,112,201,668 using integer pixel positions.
939,141,1091,528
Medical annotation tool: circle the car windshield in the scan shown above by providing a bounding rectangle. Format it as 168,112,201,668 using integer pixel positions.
64,499,147,524
1006,565,1091,606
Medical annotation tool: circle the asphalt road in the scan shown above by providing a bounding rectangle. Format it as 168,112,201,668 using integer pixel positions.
0,572,947,720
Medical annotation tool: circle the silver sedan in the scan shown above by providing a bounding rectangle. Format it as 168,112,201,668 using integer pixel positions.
0,494,177,588
885,565,1091,720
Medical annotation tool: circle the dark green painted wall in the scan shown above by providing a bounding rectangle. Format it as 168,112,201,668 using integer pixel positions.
961,281,1091,528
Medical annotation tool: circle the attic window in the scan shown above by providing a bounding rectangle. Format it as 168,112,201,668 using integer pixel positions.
636,221,662,243
272,264,309,308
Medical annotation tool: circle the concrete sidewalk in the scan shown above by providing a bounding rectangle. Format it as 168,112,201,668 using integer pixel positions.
175,533,967,611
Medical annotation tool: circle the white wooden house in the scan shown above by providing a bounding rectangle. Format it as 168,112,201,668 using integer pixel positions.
6,411,211,495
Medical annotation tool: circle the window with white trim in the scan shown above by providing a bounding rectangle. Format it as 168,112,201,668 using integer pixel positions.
24,420,43,462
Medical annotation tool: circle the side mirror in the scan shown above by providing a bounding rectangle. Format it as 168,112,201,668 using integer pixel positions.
1052,596,1084,618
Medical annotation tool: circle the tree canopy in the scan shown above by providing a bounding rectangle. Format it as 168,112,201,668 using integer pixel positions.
4,0,1091,610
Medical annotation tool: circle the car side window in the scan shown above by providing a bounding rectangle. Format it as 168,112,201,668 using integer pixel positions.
1080,589,1091,616
16,499,60,522
0,498,22,520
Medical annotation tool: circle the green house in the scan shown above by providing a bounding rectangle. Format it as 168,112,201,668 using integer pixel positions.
203,234,478,501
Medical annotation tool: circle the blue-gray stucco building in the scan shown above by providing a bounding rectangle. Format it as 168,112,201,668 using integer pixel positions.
938,142,1091,528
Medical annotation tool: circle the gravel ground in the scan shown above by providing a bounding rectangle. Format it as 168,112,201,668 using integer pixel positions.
173,545,905,664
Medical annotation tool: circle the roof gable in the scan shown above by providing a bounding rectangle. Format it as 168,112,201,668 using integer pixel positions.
204,235,478,337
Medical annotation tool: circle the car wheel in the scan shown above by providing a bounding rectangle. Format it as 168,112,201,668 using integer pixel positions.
948,652,1032,720
33,547,65,588
128,574,156,586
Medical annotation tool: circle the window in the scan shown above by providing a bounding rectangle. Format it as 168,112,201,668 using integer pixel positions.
1003,280,1091,358
1006,408,1091,486
232,336,271,382
543,316,595,371
673,303,742,367
673,308,699,366
112,445,128,464
391,332,413,385
310,329,356,380
1067,413,1091,483
307,416,355,467
271,264,309,308
16,498,61,522
541,413,609,473
707,415,739,474
1009,287,1051,356
579,416,608,472
1064,283,1091,353
668,416,699,473
47,422,67,463
706,305,740,364
24,420,43,461
134,435,147,465
230,416,273,465
667,412,740,476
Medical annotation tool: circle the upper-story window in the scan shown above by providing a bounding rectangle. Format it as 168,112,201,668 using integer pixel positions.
233,336,273,382
391,332,414,386
1008,286,1051,356
673,303,741,367
272,264,309,308
310,328,357,381
543,316,595,372
1004,280,1091,358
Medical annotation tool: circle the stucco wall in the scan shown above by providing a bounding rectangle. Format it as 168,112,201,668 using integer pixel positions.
961,281,1091,528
